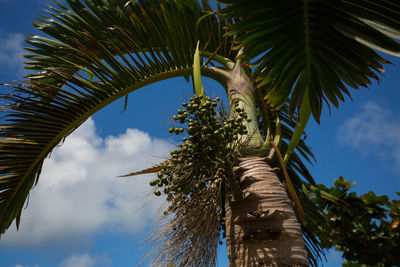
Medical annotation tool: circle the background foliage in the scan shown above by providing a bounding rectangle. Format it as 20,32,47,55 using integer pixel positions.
314,177,400,266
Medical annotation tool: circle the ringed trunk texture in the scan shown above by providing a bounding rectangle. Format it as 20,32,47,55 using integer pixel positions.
225,157,309,266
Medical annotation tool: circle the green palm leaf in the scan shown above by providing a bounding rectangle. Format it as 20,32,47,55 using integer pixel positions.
0,0,236,235
218,0,400,121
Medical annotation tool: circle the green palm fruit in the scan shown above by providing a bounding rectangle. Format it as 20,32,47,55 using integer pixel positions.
187,127,196,135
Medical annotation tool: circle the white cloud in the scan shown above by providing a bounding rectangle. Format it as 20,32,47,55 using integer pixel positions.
338,101,400,169
1,118,171,246
59,253,94,267
59,253,111,267
14,265,39,267
0,32,25,75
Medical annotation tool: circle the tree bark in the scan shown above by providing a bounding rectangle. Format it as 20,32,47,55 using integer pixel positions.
224,64,309,266
225,157,309,266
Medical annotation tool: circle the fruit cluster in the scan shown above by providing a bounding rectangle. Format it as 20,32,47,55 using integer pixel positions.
149,95,249,213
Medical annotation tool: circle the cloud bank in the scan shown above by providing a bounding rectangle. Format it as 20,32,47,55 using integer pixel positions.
338,101,400,169
1,118,171,246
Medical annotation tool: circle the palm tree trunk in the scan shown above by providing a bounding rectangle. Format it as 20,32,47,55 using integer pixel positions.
224,64,309,266
225,157,309,266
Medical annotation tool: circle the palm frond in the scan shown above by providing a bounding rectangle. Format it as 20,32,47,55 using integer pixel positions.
0,0,235,235
219,0,400,121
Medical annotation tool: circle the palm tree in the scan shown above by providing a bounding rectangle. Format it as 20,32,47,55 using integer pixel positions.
1,0,399,266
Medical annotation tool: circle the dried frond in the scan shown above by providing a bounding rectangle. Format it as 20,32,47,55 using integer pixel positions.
143,174,223,267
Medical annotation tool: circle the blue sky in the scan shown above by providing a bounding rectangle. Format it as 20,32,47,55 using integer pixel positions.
1,1,400,267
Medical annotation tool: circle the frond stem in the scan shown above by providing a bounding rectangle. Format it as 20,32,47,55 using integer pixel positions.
202,51,235,69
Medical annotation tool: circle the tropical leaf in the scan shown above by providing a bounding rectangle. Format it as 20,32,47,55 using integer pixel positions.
218,0,400,121
284,89,311,164
0,0,236,235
